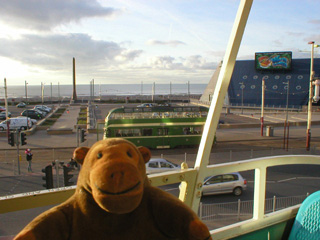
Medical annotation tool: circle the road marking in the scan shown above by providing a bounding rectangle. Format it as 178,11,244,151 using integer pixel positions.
264,115,286,121
291,116,306,121
248,177,320,184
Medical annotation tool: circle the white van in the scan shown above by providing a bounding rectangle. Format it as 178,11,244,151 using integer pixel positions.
0,117,33,131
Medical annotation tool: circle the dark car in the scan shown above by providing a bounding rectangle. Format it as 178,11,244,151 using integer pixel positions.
21,110,43,119
0,111,11,119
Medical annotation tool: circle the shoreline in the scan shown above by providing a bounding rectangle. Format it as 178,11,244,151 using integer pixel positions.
0,94,202,104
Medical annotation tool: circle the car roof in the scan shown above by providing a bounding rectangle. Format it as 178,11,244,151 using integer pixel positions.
149,158,168,162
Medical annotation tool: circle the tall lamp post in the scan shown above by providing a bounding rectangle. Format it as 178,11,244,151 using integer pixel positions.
261,77,265,136
283,81,290,151
306,41,319,151
239,82,245,114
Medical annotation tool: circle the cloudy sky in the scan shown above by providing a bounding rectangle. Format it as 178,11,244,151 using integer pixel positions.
1,0,320,86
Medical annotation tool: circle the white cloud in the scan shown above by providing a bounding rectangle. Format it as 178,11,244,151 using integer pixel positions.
0,0,120,31
146,39,186,47
0,33,142,71
148,55,215,70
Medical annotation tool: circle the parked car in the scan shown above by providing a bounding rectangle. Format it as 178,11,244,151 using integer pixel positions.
32,108,47,117
137,103,156,108
0,111,11,119
145,158,181,174
0,117,33,131
0,106,6,112
34,105,51,113
16,102,26,108
202,172,247,196
21,110,43,119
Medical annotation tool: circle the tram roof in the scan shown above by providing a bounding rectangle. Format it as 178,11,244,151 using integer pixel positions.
108,106,209,114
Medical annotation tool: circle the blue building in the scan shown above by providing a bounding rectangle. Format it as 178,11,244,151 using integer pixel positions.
201,58,320,108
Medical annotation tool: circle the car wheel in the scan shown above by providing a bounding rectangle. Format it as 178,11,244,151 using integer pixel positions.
233,187,243,196
0,127,4,131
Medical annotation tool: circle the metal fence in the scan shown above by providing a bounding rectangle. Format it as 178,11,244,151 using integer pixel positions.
199,194,308,223
0,146,319,176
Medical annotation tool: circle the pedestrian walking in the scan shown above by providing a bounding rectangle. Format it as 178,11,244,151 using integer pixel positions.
25,148,33,172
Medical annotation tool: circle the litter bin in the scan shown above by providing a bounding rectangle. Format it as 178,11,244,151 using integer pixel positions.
266,126,274,137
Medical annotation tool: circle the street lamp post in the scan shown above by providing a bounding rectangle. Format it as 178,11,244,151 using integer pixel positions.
283,81,290,151
306,41,319,150
41,82,45,105
261,77,265,136
239,82,245,114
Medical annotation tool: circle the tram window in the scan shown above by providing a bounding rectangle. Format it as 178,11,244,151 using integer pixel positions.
106,129,111,137
183,127,202,135
183,127,191,135
115,130,121,137
133,129,141,136
158,128,169,135
193,127,202,134
142,128,152,136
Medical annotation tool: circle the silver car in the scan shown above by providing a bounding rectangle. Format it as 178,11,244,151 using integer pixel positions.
202,172,247,196
146,158,181,175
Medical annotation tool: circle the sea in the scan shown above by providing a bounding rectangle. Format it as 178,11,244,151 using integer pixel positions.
2,83,207,98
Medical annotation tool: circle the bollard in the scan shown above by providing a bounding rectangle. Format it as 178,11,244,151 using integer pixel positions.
237,199,241,220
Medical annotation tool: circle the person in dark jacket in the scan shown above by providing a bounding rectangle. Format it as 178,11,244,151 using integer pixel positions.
25,149,33,172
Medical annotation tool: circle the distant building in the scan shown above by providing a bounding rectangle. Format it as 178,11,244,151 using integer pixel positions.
201,58,320,108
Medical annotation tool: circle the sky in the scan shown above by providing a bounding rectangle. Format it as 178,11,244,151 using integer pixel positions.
1,0,320,86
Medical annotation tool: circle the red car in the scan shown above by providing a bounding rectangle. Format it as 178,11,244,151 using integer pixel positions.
0,106,6,112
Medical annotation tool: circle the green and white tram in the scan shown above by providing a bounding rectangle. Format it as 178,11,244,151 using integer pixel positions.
104,106,208,149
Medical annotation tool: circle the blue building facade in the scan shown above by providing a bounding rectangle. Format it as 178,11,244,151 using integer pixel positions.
227,58,320,108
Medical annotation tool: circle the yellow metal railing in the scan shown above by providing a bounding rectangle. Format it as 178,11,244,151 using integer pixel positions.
1,154,320,239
